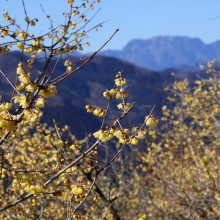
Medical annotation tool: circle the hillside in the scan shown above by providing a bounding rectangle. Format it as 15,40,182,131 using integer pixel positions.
0,51,197,137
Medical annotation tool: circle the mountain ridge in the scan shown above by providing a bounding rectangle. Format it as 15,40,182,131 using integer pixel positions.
100,36,220,70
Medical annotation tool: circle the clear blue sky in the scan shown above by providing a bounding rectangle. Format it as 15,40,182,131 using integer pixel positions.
1,0,220,53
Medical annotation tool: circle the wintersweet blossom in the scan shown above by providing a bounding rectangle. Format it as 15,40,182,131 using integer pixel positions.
85,105,93,112
93,108,105,117
17,63,25,74
145,115,157,127
35,97,45,108
0,102,12,111
26,83,37,92
39,85,57,97
103,90,111,99
114,78,127,87
18,73,31,84
14,94,29,108
137,130,146,139
130,137,138,145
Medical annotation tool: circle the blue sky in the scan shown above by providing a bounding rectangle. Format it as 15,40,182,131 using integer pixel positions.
1,0,220,53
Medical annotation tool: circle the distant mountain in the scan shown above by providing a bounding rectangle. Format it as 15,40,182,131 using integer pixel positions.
101,36,220,70
0,51,181,137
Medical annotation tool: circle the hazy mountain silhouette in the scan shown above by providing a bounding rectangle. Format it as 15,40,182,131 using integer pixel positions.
101,36,220,70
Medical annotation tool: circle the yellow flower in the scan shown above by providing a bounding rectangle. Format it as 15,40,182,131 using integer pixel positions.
109,88,118,97
23,109,32,121
137,130,146,139
119,137,126,144
56,139,64,147
32,40,40,47
16,42,24,50
35,97,45,108
18,73,31,84
16,83,26,91
39,85,57,97
76,186,85,195
93,195,100,202
103,90,111,99
145,115,157,127
93,130,102,139
19,32,28,39
117,103,131,110
93,108,105,117
123,128,130,135
67,66,73,72
26,83,37,92
130,137,138,145
85,105,93,113
14,94,29,108
116,92,122,99
2,30,8,36
132,126,138,133
17,66,25,75
71,21,77,29
115,78,127,86
30,21,36,26
35,184,44,193
70,144,79,150
0,102,12,111
48,33,53,38
23,48,32,54
114,129,123,139
98,132,110,142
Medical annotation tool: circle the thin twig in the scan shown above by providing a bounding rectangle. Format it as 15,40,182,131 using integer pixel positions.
100,99,111,130
0,70,20,95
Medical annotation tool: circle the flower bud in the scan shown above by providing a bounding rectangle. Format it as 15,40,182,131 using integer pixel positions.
85,105,93,113
103,90,111,99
